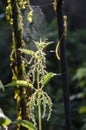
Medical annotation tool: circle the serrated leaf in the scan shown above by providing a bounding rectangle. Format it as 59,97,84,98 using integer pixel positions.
5,80,33,88
42,72,57,86
19,49,41,60
14,120,36,130
35,39,53,50
0,117,12,127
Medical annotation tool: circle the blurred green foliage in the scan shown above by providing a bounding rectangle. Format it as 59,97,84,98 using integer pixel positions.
45,19,86,130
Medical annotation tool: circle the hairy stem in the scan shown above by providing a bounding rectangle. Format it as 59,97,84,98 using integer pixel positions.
38,91,42,130
37,66,42,130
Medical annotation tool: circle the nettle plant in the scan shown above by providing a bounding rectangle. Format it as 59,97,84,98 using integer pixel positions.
0,0,57,130
19,39,56,130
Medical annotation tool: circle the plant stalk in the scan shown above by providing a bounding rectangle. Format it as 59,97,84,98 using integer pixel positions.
38,92,42,130
37,66,42,130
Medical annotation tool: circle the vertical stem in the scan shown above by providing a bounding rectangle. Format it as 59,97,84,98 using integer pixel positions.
56,0,72,130
38,92,42,130
37,67,42,130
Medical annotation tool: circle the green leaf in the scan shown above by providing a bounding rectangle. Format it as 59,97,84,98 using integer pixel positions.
14,120,36,130
5,80,33,88
42,72,57,86
77,68,86,80
0,117,12,127
79,106,86,114
19,49,35,56
19,48,41,60
73,68,86,81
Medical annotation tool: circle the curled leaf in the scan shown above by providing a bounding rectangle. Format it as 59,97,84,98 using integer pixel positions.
55,41,60,60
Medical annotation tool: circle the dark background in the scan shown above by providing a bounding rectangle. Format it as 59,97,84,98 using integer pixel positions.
0,0,86,130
